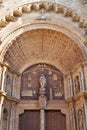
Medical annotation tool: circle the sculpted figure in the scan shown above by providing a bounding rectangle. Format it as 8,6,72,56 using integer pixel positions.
75,76,80,94
39,74,46,89
78,109,84,130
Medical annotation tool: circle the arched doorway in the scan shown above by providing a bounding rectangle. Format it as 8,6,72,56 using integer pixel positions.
19,63,66,130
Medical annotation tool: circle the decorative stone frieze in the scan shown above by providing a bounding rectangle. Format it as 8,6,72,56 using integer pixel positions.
22,6,30,13
72,14,80,22
0,1,86,37
13,9,22,17
0,19,6,27
5,14,14,22
79,20,87,28
64,9,73,17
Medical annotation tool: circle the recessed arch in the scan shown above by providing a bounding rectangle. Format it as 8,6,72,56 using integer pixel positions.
3,29,85,75
0,1,87,57
0,22,87,61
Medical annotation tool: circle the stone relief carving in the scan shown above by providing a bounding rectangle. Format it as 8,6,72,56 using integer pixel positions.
3,109,8,130
78,109,84,130
6,75,11,95
74,76,80,95
39,74,46,91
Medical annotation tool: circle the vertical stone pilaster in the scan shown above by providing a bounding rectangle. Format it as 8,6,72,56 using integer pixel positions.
0,64,7,130
40,109,45,130
1,65,7,91
0,65,3,90
64,76,68,99
0,96,4,130
70,73,74,97
81,65,86,91
0,64,9,130
16,75,21,99
85,101,87,129
83,65,87,91
15,107,20,130
83,104,86,130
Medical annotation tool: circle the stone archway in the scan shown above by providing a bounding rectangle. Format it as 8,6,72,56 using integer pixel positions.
3,29,85,74
18,63,68,130
0,2,87,130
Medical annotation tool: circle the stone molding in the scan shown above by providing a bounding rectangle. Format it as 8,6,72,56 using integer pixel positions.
0,22,86,62
0,2,86,28
0,90,19,103
0,1,87,37
0,61,21,76
66,91,87,103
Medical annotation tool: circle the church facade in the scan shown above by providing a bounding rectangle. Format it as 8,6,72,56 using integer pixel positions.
0,0,87,130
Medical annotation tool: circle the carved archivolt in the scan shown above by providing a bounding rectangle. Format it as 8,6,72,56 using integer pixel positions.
0,1,86,34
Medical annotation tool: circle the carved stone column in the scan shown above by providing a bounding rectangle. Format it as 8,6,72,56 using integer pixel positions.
40,109,45,130
1,65,7,91
81,65,86,91
39,74,47,130
0,95,4,130
0,65,7,130
0,65,3,90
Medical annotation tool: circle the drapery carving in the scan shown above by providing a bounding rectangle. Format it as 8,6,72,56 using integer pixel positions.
74,76,80,95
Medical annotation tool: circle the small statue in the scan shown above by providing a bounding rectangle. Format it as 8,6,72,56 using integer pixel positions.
75,76,80,94
78,109,84,130
39,74,46,90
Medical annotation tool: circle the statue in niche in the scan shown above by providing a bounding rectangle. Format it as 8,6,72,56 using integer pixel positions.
39,74,46,91
75,76,80,94
3,109,8,130
6,75,11,94
39,74,47,108
78,109,84,130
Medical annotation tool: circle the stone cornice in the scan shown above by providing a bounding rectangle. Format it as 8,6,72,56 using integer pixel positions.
65,91,87,103
64,61,87,77
0,61,21,76
19,99,68,110
6,95,20,103
0,90,20,103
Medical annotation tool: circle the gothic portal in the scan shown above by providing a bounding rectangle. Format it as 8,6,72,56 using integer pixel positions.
0,0,87,130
